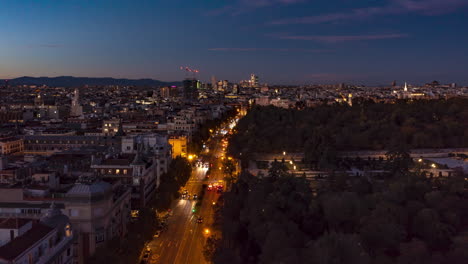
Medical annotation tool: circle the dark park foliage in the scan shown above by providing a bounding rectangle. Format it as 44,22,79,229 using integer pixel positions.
213,99,468,263
227,98,468,168
212,165,468,264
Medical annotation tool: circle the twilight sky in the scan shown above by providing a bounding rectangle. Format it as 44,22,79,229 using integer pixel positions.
1,0,467,85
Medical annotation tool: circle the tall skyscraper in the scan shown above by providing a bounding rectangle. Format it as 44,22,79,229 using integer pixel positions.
183,78,200,101
70,88,84,118
160,86,170,99
211,76,217,91
250,74,259,88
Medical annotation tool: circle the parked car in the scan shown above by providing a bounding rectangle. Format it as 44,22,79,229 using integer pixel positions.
154,230,161,238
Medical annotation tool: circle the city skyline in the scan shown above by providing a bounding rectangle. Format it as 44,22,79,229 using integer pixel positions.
1,0,468,84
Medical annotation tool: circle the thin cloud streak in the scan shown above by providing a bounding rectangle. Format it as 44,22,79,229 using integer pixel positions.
270,0,468,25
269,33,409,42
208,47,330,52
38,44,63,48
206,0,306,16
24,44,64,48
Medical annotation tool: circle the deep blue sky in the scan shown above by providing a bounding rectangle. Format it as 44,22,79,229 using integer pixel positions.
1,0,467,85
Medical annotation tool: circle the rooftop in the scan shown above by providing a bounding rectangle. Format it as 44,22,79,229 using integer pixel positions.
0,137,22,143
0,218,31,229
67,181,111,197
0,223,53,261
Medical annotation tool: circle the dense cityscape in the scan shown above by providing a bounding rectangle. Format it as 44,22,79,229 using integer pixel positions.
1,1,468,264
0,74,467,264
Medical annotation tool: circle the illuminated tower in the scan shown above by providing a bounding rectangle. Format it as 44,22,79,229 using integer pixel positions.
70,88,83,118
250,74,259,88
211,76,217,91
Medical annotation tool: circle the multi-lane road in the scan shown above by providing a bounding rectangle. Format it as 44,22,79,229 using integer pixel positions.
142,132,227,264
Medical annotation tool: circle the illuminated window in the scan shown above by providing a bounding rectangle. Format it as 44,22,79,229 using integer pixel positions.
65,224,72,237
123,169,128,174
116,169,120,174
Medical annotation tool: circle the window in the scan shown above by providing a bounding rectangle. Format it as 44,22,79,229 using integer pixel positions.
116,169,120,174
69,209,79,217
123,169,128,175
95,233,105,243
67,248,71,256
93,208,103,216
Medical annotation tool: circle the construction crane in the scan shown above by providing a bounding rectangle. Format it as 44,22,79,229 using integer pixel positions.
179,66,200,79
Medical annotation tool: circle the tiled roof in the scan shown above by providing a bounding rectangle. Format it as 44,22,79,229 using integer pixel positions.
67,182,111,197
102,159,131,166
0,223,53,261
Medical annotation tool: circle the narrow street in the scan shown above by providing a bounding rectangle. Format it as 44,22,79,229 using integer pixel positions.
142,129,228,264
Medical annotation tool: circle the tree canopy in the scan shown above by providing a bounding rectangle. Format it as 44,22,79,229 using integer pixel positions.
228,99,468,164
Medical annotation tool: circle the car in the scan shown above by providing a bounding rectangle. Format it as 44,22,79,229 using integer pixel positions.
141,248,151,263
193,194,198,200
154,230,161,238
197,217,203,223
141,253,150,264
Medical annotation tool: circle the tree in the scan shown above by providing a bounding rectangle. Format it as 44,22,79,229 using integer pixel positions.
309,232,370,264
268,160,289,178
385,143,412,175
321,192,362,233
360,216,405,255
204,236,221,262
397,239,430,264
223,158,238,188
412,208,454,250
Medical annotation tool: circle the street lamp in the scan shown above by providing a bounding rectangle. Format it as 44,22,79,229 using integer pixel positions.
431,163,436,168
204,228,211,235
283,151,286,156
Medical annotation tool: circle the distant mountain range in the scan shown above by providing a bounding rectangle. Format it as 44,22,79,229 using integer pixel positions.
5,76,181,87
